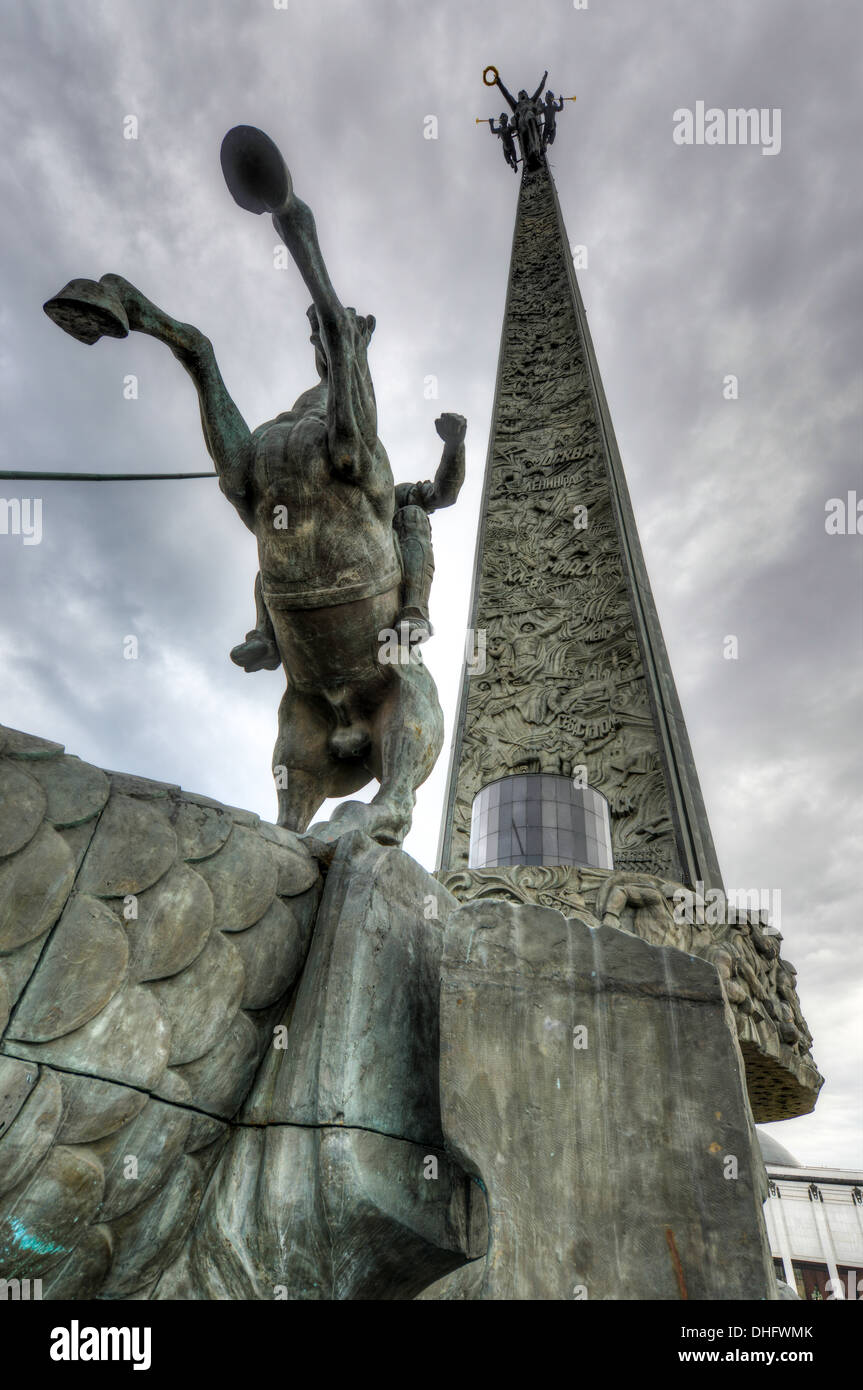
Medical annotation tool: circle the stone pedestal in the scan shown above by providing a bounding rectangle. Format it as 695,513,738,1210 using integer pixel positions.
156,832,486,1300
422,899,779,1300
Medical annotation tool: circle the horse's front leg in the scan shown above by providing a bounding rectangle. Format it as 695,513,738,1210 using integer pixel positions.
44,273,253,512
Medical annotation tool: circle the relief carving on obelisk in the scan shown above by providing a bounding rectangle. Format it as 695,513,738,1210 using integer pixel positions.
448,166,681,878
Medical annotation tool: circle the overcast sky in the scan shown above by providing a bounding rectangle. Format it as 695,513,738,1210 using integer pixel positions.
1,0,860,1168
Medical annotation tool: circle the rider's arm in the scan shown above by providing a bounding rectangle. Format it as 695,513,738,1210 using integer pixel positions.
426,413,466,511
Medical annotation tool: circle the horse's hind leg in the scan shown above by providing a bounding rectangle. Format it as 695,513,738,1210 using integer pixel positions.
305,659,442,847
272,686,333,831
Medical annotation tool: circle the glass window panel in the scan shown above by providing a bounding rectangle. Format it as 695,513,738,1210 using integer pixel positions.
525,828,542,856
542,828,558,858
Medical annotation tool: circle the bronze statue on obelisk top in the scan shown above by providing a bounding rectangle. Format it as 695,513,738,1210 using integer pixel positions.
480,65,575,171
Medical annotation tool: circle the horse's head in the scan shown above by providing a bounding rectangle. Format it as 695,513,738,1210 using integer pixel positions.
306,304,376,382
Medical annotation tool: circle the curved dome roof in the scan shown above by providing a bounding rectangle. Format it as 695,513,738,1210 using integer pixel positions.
757,1128,801,1168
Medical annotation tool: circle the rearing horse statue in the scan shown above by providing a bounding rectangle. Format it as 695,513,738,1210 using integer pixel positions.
44,126,466,846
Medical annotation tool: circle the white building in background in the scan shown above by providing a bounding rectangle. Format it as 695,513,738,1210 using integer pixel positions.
757,1130,863,1300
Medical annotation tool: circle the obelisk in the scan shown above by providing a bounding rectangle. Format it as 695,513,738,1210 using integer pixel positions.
439,70,723,891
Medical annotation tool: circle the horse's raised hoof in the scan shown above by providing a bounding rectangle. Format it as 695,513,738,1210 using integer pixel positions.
43,278,130,345
221,125,293,216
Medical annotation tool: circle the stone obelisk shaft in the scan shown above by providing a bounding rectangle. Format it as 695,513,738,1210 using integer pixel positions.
438,161,723,890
